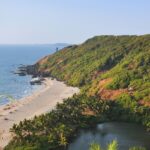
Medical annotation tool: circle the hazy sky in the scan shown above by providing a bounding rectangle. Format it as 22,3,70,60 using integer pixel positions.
0,0,150,44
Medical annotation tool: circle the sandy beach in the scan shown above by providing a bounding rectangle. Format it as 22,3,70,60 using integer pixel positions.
0,78,79,149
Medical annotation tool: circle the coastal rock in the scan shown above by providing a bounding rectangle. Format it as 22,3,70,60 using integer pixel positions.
14,64,39,77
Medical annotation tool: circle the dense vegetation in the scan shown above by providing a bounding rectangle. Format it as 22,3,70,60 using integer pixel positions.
37,35,150,105
5,35,150,149
5,94,150,150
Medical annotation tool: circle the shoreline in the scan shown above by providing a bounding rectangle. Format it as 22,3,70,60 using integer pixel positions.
0,78,79,149
0,79,52,117
0,78,52,118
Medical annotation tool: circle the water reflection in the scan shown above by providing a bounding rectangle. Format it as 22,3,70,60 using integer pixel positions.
67,122,150,150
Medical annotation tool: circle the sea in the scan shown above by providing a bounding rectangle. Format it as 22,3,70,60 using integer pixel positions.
0,44,67,105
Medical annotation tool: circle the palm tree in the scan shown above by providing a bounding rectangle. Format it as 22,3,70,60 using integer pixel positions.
90,143,101,150
89,140,118,150
107,140,118,150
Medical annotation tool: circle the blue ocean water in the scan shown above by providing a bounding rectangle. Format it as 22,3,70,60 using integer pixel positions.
0,44,66,105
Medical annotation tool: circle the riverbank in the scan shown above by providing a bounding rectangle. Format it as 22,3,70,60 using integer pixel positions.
0,78,79,149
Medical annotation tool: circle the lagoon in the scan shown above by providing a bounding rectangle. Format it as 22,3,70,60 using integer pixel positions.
67,122,150,150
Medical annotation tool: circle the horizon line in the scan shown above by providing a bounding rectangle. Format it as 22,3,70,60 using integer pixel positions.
0,43,70,46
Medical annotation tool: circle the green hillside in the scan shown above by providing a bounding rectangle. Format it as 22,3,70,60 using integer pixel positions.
5,35,150,150
38,35,150,105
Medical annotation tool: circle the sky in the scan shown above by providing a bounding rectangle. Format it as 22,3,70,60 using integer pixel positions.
0,0,150,44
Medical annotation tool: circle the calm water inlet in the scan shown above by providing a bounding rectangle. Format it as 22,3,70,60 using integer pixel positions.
67,122,150,150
